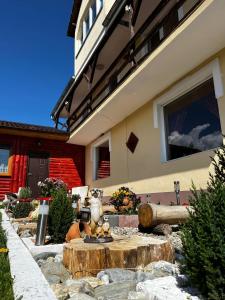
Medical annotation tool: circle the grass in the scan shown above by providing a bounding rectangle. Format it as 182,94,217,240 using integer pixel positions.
0,212,14,300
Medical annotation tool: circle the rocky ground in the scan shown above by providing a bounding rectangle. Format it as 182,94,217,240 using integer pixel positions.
31,226,202,300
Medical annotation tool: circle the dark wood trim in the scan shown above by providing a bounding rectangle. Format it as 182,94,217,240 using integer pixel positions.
132,0,143,26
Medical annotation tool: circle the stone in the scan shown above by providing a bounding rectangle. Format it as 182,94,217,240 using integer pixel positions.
152,224,172,236
95,281,137,300
69,294,96,300
51,283,69,300
136,276,200,300
54,254,63,263
19,229,32,238
128,291,147,300
46,274,61,285
144,261,178,278
97,268,136,283
169,231,183,254
41,261,71,283
33,252,57,262
81,276,104,288
63,279,94,297
135,270,155,282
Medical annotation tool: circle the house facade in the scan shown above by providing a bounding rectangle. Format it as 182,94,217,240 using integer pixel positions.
0,121,85,199
51,0,225,204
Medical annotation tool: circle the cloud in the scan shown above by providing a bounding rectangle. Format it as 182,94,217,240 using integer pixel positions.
168,123,222,151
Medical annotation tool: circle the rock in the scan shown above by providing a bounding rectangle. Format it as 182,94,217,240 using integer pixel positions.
135,271,155,282
69,294,96,300
136,276,200,300
95,281,136,300
19,229,32,238
152,224,172,236
33,252,57,262
46,274,61,285
12,222,19,232
63,279,94,297
51,283,69,300
81,277,104,288
54,254,63,263
97,268,136,283
144,261,178,278
176,274,189,287
41,261,70,283
128,291,147,300
169,231,183,254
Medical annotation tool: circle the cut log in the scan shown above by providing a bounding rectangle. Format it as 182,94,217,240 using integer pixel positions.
63,236,174,278
138,203,190,229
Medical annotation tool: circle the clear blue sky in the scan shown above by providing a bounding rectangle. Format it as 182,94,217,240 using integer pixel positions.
0,0,74,127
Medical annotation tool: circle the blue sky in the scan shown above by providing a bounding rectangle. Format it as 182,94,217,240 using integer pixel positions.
0,0,74,127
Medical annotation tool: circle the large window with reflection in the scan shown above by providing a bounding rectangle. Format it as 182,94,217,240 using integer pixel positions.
164,79,223,160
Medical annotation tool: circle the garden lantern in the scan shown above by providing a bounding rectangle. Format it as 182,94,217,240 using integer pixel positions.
174,181,180,205
35,199,49,246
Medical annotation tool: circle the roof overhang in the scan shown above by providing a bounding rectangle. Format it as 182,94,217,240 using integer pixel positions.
67,0,82,38
68,0,225,145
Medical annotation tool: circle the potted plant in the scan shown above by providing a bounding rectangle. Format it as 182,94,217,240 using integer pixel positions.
110,186,141,214
37,177,67,199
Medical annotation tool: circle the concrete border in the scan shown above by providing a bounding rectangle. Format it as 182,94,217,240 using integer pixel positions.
0,209,57,300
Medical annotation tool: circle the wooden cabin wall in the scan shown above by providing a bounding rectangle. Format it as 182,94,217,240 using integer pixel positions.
0,134,85,200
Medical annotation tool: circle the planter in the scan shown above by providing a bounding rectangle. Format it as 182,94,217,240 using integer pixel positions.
105,214,139,228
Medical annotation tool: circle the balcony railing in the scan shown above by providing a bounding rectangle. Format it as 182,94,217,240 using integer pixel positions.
68,0,203,132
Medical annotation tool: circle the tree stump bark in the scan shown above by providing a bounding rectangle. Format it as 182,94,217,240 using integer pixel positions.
138,203,190,229
63,236,174,278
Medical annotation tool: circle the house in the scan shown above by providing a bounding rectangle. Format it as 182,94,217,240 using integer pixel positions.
51,0,225,204
0,120,85,199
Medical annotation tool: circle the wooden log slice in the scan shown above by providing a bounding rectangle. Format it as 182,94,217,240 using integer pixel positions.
63,236,174,278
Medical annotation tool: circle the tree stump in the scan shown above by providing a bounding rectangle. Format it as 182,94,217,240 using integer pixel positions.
63,236,174,278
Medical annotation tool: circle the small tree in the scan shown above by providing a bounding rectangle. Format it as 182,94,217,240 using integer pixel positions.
48,188,74,243
181,143,225,299
12,202,33,218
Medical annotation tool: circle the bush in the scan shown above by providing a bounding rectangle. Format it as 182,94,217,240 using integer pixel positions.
0,212,14,300
18,187,32,199
181,144,225,299
48,189,74,243
12,202,33,218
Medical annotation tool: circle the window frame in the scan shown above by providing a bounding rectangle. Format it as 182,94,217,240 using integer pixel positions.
0,145,13,177
91,132,111,181
153,58,224,162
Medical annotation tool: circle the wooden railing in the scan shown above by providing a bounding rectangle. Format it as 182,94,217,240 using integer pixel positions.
67,0,203,132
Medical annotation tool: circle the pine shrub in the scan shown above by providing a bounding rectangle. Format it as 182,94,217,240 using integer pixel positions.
181,144,225,299
12,202,33,218
48,188,74,243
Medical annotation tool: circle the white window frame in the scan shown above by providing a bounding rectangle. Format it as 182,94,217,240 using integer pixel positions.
153,58,224,162
91,132,112,181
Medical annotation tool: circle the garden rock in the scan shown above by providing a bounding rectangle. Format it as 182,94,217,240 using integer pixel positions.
19,229,32,238
41,261,70,283
54,254,63,263
81,276,104,288
135,270,155,282
152,224,172,236
69,294,96,300
97,268,136,283
63,279,94,297
169,231,183,253
51,283,69,300
94,280,137,300
136,276,200,300
128,291,147,300
144,261,178,278
34,251,57,262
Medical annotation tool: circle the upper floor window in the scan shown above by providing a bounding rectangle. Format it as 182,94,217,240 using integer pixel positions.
164,79,223,160
0,146,12,176
80,0,104,49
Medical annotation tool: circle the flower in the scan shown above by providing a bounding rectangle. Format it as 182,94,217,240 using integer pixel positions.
38,177,67,197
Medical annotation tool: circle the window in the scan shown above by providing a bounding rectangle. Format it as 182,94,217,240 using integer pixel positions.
164,79,222,160
79,0,104,49
0,146,12,176
92,134,111,180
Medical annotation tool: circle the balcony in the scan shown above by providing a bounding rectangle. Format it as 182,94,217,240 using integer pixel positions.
52,0,225,145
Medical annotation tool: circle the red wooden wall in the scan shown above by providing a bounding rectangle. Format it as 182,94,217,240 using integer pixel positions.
0,134,85,200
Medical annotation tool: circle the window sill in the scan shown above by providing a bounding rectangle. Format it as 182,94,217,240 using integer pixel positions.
0,173,12,177
161,147,220,164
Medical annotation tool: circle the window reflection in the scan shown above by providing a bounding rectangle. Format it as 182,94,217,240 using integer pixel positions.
0,148,10,173
164,79,223,160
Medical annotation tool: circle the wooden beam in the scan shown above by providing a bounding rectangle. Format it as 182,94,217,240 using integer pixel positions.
90,53,99,84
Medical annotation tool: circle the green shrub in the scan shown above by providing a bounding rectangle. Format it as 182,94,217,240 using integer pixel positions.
12,202,33,218
181,144,225,299
48,189,74,243
0,213,14,300
18,187,32,199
